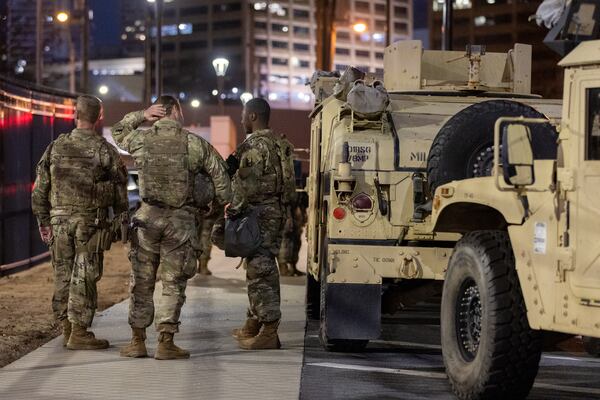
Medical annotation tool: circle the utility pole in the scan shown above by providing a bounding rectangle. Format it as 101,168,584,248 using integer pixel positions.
155,0,163,97
315,0,337,71
144,4,152,104
80,0,89,93
442,0,453,50
35,0,43,85
386,0,391,47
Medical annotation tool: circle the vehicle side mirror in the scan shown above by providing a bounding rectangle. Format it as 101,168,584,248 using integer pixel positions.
502,123,535,186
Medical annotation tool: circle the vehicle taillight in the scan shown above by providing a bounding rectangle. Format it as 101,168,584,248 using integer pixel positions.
333,207,347,220
352,193,373,211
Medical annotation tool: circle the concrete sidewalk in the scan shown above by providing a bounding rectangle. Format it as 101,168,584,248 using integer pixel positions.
0,247,307,400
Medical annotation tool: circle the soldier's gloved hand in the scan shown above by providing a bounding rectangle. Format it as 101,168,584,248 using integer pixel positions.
39,225,53,245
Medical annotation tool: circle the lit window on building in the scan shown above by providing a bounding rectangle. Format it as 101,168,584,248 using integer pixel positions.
432,0,472,12
372,32,385,43
254,2,267,11
178,23,192,35
268,3,287,16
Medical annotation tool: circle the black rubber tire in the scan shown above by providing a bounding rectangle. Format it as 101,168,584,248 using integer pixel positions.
441,230,542,400
318,225,369,352
427,100,558,194
306,269,320,320
583,336,600,357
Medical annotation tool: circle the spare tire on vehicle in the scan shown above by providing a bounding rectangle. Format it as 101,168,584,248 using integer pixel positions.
427,100,558,194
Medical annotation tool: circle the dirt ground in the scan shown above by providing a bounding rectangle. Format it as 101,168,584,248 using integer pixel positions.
0,243,131,368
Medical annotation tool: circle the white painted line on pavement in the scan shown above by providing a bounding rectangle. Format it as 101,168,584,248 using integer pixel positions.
534,383,600,396
369,339,442,350
306,362,447,379
543,354,600,364
309,362,600,396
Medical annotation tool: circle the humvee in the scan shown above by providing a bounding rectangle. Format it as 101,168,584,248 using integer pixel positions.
305,39,600,399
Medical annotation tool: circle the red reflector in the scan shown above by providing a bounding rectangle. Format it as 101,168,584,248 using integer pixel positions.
352,193,373,210
333,207,346,220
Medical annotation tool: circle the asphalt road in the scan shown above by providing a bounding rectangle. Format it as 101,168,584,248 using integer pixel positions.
299,302,600,400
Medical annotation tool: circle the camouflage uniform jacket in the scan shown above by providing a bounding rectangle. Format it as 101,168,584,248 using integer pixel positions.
110,111,231,206
31,128,128,226
228,129,284,216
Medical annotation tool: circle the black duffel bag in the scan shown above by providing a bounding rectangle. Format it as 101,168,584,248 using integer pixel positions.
224,207,261,258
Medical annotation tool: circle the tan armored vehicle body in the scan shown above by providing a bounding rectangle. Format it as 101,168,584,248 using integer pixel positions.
306,40,600,399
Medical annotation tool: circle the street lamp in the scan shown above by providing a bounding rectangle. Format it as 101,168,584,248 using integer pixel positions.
190,99,201,108
212,57,229,115
56,11,69,23
240,92,253,105
98,85,109,95
352,22,367,33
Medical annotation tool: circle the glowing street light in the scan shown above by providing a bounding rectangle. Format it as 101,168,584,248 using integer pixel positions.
56,11,69,23
212,57,230,77
240,92,253,105
190,99,201,108
352,22,367,33
98,85,109,95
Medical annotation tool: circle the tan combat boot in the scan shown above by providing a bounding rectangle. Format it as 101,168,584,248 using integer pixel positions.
120,327,148,358
232,318,261,340
197,259,212,275
279,262,293,277
154,332,190,360
61,319,72,347
67,324,109,350
238,320,281,350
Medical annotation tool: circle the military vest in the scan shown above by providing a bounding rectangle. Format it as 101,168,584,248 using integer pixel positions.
239,130,284,199
49,132,109,210
139,124,191,208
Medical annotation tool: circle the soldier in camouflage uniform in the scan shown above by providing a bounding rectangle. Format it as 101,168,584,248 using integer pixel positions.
229,98,293,350
196,211,218,275
32,95,128,350
111,96,231,360
278,191,308,276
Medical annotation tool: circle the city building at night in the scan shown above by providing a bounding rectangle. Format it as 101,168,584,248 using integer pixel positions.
119,0,413,110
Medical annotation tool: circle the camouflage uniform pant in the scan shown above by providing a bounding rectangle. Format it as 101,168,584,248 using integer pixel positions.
245,202,284,323
50,215,105,327
197,213,218,263
277,226,303,266
128,203,198,333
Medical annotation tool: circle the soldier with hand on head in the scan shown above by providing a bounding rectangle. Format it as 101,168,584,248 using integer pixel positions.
228,98,293,350
32,95,128,350
111,95,231,360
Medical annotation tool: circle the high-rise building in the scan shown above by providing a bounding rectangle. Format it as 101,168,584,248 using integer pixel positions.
3,0,87,85
428,0,563,99
120,0,413,110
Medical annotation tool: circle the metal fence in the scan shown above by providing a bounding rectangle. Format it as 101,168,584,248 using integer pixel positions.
0,77,76,276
